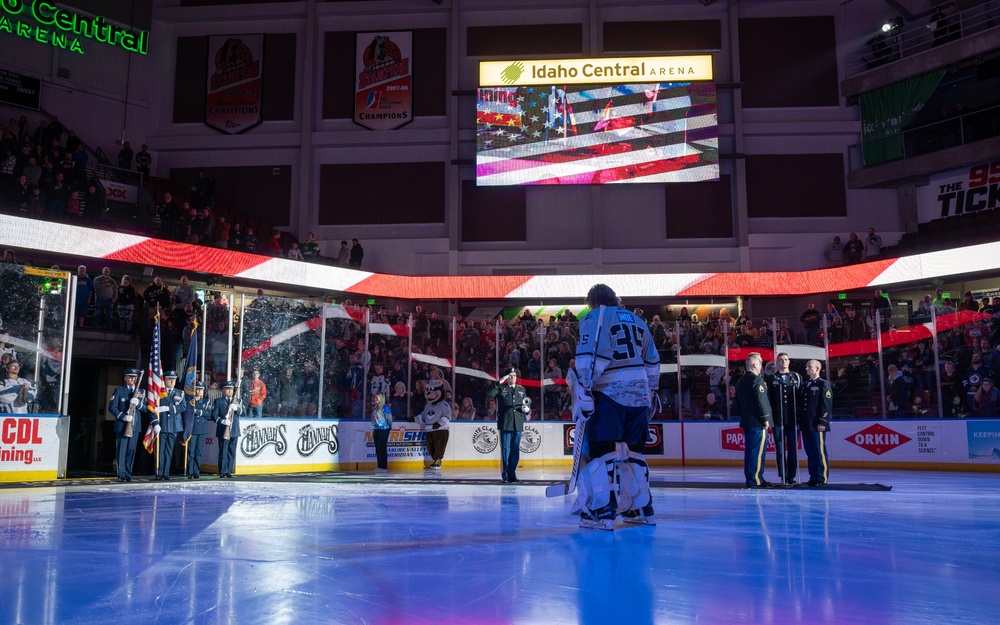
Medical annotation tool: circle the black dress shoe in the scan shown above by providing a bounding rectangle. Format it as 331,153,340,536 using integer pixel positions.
194,474,200,479
163,475,171,481
118,477,125,482
501,476,509,482
125,477,132,482
509,476,519,483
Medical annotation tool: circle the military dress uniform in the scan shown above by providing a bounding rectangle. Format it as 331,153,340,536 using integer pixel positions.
107,369,154,482
799,376,833,486
767,370,802,484
187,383,212,478
211,381,243,478
734,371,773,488
157,371,184,480
485,369,530,482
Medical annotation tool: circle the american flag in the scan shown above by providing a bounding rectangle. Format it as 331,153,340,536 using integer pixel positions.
476,82,719,185
146,310,167,417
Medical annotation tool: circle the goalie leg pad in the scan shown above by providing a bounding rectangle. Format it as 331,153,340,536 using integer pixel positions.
579,450,622,521
620,450,654,525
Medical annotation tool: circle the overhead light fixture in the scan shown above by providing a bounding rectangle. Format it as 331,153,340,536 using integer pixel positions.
881,17,903,33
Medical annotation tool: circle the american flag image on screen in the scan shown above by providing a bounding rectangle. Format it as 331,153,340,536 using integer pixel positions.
476,82,718,185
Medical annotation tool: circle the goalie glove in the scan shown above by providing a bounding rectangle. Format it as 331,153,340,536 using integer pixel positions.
576,387,594,416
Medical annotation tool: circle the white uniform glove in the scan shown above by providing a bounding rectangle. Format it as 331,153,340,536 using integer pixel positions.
153,424,161,435
194,409,203,418
520,405,531,414
129,397,140,407
499,374,510,385
576,387,594,415
123,413,134,423
222,418,232,426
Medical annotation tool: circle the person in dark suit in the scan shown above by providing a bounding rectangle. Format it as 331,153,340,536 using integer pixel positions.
886,364,909,418
187,381,212,479
107,368,153,482
733,352,773,489
211,380,243,478
799,360,833,487
486,367,530,482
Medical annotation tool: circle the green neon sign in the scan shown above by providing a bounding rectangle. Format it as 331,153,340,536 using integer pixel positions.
0,0,149,55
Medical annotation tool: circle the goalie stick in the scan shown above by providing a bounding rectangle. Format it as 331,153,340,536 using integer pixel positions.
546,304,605,498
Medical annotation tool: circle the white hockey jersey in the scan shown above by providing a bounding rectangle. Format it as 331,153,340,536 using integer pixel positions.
575,306,660,407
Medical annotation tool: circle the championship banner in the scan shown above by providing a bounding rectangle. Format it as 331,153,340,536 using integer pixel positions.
917,159,1000,223
206,35,264,134
354,31,412,130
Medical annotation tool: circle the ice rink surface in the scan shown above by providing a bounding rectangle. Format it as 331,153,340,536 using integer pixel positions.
2,467,999,625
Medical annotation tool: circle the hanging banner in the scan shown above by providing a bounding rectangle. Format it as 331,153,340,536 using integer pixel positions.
917,159,1000,223
206,34,264,134
354,31,412,130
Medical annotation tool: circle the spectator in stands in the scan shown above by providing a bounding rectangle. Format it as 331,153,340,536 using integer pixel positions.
914,294,935,321
844,232,864,264
267,231,282,256
0,148,15,190
246,368,267,417
945,2,961,41
963,352,993,408
90,268,117,329
276,366,299,416
775,319,793,345
244,227,258,253
337,240,349,265
198,208,214,243
864,228,883,259
349,239,364,268
300,362,319,416
135,144,151,176
143,276,171,321
230,223,244,250
702,392,725,420
825,236,844,267
871,289,892,331
800,302,821,344
929,5,949,46
211,215,229,248
886,364,909,418
960,291,979,312
302,233,320,261
116,275,139,332
81,182,101,221
117,141,133,170
287,242,304,260
22,157,40,187
171,276,196,312
75,265,93,327
191,170,208,207
973,378,1000,416
183,204,199,243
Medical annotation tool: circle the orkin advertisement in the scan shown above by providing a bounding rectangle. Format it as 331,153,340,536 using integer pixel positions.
0,415,65,481
479,55,714,87
355,31,412,131
206,34,264,135
917,159,1000,223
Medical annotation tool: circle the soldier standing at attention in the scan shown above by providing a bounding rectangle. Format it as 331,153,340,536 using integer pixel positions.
156,371,184,480
800,360,833,487
733,352,773,489
187,381,213,479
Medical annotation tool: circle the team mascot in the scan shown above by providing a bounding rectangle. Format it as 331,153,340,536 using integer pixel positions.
416,379,452,469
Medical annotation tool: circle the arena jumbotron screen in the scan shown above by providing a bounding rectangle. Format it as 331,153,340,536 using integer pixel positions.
477,56,718,186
